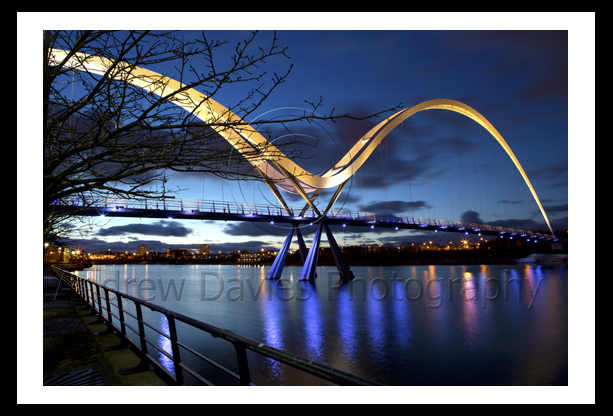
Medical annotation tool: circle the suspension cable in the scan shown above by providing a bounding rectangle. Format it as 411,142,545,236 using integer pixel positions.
437,108,454,223
379,140,389,218
501,147,517,229
422,110,435,220
468,115,484,221
452,110,469,222
401,120,414,218
515,165,529,232
491,131,508,229
360,166,363,213
482,122,496,226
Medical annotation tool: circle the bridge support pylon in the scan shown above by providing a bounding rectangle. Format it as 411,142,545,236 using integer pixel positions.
299,223,324,281
266,224,315,279
322,222,355,281
267,222,355,281
266,226,295,279
299,221,354,281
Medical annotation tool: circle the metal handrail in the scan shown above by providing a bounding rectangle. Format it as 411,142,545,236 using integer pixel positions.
53,192,552,240
52,266,384,386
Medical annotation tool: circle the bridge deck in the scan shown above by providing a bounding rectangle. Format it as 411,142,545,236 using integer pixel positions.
51,195,557,240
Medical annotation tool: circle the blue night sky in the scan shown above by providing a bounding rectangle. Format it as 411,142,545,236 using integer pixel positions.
26,14,594,255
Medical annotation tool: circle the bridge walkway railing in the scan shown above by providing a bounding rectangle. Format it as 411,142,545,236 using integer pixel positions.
55,193,552,240
51,266,383,386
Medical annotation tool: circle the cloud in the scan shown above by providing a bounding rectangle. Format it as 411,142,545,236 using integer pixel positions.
211,240,277,253
543,203,568,214
361,200,429,215
347,112,486,194
97,220,194,237
221,222,291,238
221,219,421,240
456,209,560,233
550,217,568,231
68,238,166,254
460,210,483,224
485,218,544,232
435,31,568,102
68,237,278,254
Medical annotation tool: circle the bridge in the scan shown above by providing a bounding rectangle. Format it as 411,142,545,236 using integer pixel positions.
54,193,558,281
49,49,562,282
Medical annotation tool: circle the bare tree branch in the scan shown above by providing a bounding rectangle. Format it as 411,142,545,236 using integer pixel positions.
43,30,401,246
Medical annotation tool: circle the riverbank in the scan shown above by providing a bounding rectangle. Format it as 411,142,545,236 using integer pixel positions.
60,251,567,269
43,266,167,386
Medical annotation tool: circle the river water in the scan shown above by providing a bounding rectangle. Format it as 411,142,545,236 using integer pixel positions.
77,263,568,386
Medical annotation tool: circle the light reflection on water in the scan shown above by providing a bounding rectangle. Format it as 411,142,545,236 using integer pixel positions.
157,314,175,375
78,263,568,386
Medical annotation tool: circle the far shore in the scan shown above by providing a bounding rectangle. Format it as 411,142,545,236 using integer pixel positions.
46,253,567,273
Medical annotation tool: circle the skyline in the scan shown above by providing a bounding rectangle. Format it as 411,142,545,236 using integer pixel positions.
29,16,592,256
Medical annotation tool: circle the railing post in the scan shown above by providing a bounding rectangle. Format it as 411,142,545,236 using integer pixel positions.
76,276,83,298
232,343,251,386
104,287,112,325
82,278,89,301
166,315,184,385
83,280,91,304
95,284,103,315
116,295,126,335
134,303,148,354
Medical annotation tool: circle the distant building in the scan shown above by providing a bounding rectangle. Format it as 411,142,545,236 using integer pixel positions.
91,251,118,260
138,245,149,255
44,243,70,263
168,248,191,259
239,250,277,263
199,244,210,255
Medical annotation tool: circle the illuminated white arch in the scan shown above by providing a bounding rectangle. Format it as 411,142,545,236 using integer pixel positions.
49,49,554,236
334,99,555,236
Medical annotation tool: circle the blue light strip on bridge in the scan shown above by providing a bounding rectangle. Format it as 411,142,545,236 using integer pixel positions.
52,195,558,241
